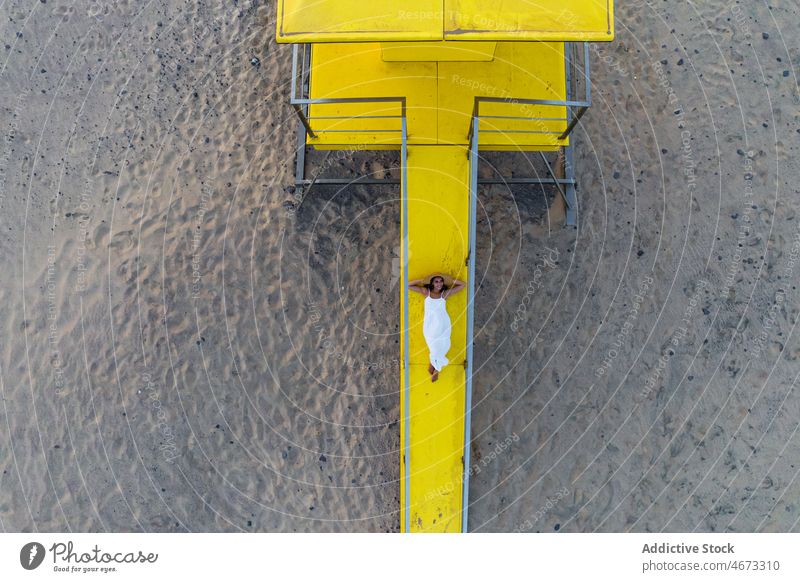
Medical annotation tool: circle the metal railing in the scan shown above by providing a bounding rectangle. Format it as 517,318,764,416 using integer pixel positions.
290,44,407,143
400,115,410,534
462,117,480,534
460,45,593,526
467,42,591,154
290,44,411,531
465,41,589,227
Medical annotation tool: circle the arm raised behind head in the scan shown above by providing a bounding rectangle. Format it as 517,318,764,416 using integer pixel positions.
407,278,428,295
444,278,466,298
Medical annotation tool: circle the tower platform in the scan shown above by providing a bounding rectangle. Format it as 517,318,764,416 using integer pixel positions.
305,41,569,150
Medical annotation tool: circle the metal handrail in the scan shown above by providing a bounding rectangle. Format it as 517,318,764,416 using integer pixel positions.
289,44,412,529
458,45,592,524
290,44,407,141
462,120,479,533
400,113,410,534
467,42,591,154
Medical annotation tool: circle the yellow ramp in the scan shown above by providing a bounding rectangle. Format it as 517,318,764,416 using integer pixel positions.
401,145,469,532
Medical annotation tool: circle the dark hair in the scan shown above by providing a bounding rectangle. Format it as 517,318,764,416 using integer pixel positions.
425,276,449,292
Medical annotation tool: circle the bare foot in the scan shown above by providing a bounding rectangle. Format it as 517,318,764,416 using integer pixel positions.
428,363,435,376
431,370,439,383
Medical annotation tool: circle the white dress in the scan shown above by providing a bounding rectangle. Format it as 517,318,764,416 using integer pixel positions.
423,290,451,372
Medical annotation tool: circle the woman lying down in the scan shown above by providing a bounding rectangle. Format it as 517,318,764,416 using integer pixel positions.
407,273,466,382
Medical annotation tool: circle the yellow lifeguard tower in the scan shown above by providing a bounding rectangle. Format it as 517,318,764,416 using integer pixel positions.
276,0,614,532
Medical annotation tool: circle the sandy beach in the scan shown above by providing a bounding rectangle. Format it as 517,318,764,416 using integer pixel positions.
1,0,799,532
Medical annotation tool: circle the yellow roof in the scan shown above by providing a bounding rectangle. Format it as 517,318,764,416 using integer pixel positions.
277,0,443,43
444,0,614,41
277,0,614,43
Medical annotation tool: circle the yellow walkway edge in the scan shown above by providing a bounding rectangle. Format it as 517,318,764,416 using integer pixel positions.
400,145,470,532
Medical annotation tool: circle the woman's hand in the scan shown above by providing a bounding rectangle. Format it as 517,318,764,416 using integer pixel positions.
444,277,466,297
